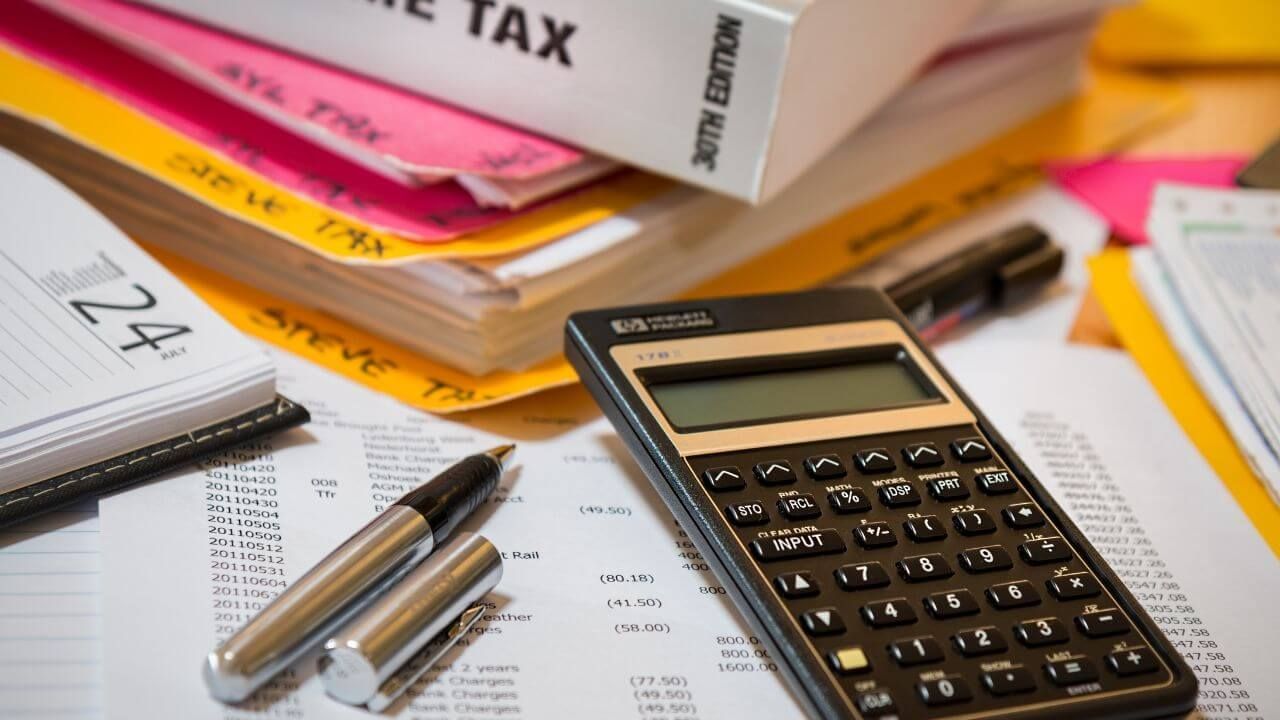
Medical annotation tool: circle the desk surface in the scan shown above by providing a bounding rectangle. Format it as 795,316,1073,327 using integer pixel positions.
1070,64,1280,347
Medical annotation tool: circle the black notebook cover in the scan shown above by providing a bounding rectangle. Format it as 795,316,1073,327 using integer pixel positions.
0,394,309,528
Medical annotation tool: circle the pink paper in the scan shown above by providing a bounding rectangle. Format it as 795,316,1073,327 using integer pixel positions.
46,0,585,182
0,0,527,242
1047,156,1245,244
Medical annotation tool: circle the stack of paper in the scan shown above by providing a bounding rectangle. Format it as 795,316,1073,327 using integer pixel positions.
1132,184,1280,502
0,148,276,492
0,0,1154,382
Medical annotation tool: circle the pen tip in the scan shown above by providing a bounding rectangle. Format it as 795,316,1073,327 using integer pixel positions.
486,444,516,470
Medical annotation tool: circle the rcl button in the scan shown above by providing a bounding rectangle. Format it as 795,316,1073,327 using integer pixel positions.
750,529,846,562
777,493,821,521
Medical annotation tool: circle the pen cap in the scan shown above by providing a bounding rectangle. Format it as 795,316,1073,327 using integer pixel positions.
319,533,502,705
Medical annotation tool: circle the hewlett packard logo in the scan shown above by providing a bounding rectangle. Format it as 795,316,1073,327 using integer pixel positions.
610,310,716,336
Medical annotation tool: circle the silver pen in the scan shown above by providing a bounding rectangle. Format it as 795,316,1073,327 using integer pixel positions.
203,444,514,703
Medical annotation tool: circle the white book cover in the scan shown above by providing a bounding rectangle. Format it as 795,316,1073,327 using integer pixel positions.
130,0,988,203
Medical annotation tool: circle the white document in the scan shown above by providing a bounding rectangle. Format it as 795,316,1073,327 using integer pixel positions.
1130,248,1280,503
1148,184,1280,480
0,505,102,720
97,343,1280,719
940,342,1280,720
100,349,806,719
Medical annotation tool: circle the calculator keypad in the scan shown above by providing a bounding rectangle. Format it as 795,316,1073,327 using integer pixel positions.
686,424,1172,719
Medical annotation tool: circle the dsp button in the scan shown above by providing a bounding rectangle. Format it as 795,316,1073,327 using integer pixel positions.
750,529,846,562
804,454,846,480
1019,537,1073,565
1076,608,1130,638
754,460,796,486
702,466,745,491
878,481,921,508
1045,656,1099,686
1107,646,1159,676
724,500,768,527
902,442,944,467
951,436,992,462
776,493,821,521
854,448,895,473
917,674,972,707
976,469,1017,495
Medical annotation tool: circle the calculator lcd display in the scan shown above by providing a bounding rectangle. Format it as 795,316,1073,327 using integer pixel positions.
645,352,939,432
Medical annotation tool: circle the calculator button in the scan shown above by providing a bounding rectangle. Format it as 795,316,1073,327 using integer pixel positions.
986,580,1040,609
1013,617,1069,647
754,460,796,486
702,466,744,491
774,571,819,599
854,522,898,549
835,562,890,591
958,545,1013,573
1003,502,1044,528
878,482,920,508
917,674,972,706
1045,656,1098,686
903,515,947,542
804,454,847,480
976,470,1017,494
924,589,980,619
951,437,992,462
953,509,997,536
952,626,1008,656
861,598,917,628
854,448,896,473
897,554,954,583
827,487,871,514
854,689,896,717
1047,572,1100,600
724,500,768,526
1107,646,1159,676
982,666,1036,696
800,607,845,636
888,636,944,666
776,493,822,521
750,529,846,562
902,442,944,468
1019,537,1072,565
927,476,970,501
827,646,871,675
1077,609,1130,638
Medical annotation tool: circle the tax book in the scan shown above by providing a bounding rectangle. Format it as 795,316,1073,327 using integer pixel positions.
0,148,307,526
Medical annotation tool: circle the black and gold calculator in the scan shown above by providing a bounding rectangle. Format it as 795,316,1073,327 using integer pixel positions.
566,288,1197,720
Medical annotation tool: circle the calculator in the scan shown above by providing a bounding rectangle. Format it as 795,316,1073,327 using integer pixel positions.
565,288,1197,720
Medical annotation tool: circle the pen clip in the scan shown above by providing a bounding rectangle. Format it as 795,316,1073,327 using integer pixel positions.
366,601,487,712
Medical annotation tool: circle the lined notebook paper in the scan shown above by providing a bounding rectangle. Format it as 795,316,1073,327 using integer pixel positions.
0,503,101,719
